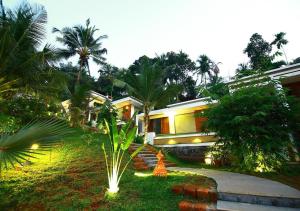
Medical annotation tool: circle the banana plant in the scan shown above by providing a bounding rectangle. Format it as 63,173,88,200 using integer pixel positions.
102,115,144,194
0,119,73,173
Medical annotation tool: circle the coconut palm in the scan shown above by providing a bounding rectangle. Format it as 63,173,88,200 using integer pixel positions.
115,61,180,143
196,55,220,86
53,19,107,83
0,119,73,172
0,3,65,98
0,77,17,98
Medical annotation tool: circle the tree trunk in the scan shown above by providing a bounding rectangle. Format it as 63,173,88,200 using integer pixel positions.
281,46,288,64
77,61,83,84
0,0,5,19
143,105,149,144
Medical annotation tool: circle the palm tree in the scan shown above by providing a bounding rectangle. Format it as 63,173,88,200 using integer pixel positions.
53,19,107,83
115,61,179,143
0,3,65,98
0,119,73,173
271,32,288,64
0,0,5,19
196,55,220,86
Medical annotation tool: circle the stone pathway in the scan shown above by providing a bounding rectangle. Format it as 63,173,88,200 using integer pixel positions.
218,200,300,211
168,167,300,208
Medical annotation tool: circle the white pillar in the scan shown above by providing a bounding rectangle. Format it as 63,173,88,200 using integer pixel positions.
88,111,91,122
167,111,176,134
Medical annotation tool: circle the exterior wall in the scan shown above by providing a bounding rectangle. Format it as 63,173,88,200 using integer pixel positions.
174,113,196,133
154,134,217,145
284,81,300,98
166,146,209,162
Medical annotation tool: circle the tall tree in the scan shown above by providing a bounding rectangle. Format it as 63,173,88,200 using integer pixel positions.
155,51,197,101
244,33,273,71
0,3,65,98
53,19,107,83
271,32,288,64
96,64,126,99
196,55,220,86
115,61,179,143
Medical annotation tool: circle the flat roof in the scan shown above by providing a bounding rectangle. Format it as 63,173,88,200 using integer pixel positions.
167,97,212,108
112,96,143,107
228,63,300,86
137,97,216,117
89,90,109,101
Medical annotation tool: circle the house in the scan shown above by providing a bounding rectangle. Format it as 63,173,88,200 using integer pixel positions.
112,96,143,122
228,63,300,98
136,97,218,161
61,91,142,123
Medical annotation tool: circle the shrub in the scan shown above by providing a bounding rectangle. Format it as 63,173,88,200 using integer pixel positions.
0,113,21,133
0,96,62,124
205,80,300,172
134,135,144,144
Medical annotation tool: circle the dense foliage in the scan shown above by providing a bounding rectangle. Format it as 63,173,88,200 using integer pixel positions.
205,81,300,172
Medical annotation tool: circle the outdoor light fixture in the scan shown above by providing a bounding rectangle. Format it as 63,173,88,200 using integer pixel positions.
31,144,39,150
134,172,152,177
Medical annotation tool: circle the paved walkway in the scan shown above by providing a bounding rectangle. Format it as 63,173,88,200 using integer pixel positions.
167,167,300,198
218,200,300,211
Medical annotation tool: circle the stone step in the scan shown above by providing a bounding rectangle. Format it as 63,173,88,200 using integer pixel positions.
138,151,156,155
148,162,176,168
138,154,157,158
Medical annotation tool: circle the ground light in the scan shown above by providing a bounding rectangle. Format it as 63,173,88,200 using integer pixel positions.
31,144,39,150
134,172,152,177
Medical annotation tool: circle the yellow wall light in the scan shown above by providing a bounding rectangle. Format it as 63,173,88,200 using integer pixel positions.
192,138,202,143
31,144,39,150
167,139,176,144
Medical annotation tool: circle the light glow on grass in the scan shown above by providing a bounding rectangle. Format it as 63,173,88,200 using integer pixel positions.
31,144,39,150
134,172,152,177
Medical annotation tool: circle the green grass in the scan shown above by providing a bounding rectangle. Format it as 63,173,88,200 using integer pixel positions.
0,129,215,210
164,150,300,191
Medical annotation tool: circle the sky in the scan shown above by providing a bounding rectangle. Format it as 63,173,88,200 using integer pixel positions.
6,0,300,80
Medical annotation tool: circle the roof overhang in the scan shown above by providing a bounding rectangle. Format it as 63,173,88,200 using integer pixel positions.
137,97,217,118
112,96,143,108
228,63,300,89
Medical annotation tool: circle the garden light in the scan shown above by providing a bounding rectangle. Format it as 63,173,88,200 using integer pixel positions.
31,144,39,150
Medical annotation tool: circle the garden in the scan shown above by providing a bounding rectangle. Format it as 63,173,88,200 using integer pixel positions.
1,1,300,210
0,129,216,210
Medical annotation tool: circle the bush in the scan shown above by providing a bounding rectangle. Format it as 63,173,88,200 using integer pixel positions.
205,80,299,172
96,100,118,126
134,135,144,144
0,96,62,124
0,113,21,133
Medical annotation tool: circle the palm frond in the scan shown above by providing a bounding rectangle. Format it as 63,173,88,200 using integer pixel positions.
0,119,74,170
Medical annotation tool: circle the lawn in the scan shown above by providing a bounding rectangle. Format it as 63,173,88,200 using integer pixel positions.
165,151,300,191
0,129,215,210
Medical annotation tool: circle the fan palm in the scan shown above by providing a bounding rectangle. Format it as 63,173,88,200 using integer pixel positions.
53,19,107,82
0,119,73,172
115,61,180,143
